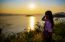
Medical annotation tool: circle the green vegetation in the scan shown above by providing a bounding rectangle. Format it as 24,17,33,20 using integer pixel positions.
53,22,65,42
0,21,65,42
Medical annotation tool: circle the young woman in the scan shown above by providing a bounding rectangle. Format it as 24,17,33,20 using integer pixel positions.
42,11,54,42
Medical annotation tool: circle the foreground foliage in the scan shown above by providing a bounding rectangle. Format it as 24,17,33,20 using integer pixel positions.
0,22,65,42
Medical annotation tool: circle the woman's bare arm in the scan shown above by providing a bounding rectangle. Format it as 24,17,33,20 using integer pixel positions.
42,16,45,21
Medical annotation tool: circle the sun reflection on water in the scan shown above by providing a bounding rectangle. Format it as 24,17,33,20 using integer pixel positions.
28,16,35,32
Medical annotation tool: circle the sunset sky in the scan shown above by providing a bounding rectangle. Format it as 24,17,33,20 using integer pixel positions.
0,0,65,14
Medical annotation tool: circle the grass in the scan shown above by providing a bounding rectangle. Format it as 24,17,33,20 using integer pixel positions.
0,21,65,42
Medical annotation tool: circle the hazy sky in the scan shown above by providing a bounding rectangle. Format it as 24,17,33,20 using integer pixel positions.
0,0,65,14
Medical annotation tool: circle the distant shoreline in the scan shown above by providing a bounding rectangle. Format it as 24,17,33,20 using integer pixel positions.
0,14,43,16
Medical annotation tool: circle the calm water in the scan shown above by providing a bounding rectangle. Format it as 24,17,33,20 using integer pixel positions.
0,15,43,34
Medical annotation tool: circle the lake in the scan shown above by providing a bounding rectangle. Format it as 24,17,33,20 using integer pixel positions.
1,14,65,35
0,15,44,34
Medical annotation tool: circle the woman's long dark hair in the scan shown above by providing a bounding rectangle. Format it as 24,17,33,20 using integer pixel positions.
45,11,54,28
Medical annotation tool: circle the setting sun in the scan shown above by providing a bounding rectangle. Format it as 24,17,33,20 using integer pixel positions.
28,3,36,10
